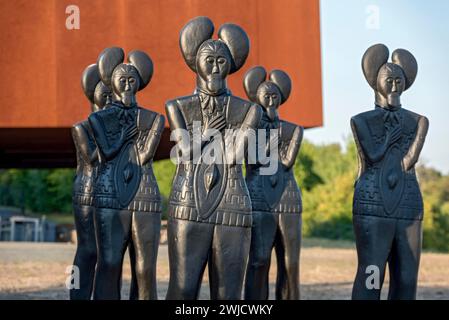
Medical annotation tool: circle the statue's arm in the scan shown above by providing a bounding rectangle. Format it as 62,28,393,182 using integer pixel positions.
233,104,262,163
165,100,190,159
403,116,429,171
138,114,165,165
280,125,303,169
88,115,125,160
350,117,389,163
71,124,98,165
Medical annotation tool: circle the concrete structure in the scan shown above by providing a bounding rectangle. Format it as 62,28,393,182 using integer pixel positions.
0,0,322,168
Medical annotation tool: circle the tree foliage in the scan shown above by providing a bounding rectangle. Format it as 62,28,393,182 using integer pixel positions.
1,139,448,251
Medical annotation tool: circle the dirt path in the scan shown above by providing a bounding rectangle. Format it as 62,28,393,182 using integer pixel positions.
0,240,448,300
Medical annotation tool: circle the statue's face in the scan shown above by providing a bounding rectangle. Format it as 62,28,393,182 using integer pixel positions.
257,82,281,121
93,82,112,112
377,63,405,108
196,40,231,94
112,64,140,107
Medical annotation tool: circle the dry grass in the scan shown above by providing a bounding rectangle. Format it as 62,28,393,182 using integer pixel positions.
0,239,448,300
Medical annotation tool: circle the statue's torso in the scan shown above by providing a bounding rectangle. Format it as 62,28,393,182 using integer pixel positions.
90,104,161,212
352,107,424,220
168,94,255,227
246,118,302,214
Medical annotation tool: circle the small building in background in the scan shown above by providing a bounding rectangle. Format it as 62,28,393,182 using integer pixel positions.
0,208,57,242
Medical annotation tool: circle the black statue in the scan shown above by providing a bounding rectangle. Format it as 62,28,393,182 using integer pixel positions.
70,64,112,300
351,44,429,300
88,47,165,300
243,66,303,300
165,16,262,300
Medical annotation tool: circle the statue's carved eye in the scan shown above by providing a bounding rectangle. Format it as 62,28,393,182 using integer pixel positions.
129,78,136,84
120,77,126,83
206,56,214,64
395,78,402,84
102,93,107,98
386,77,393,84
272,94,278,100
217,57,226,64
265,94,270,100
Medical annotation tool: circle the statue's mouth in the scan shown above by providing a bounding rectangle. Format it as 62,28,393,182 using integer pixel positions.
206,77,224,94
121,92,134,106
387,92,401,107
266,107,278,122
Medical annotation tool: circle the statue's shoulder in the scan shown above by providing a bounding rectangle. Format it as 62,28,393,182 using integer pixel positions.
72,119,95,146
280,120,303,141
401,108,427,122
137,107,165,130
165,94,201,126
401,108,429,132
351,108,384,132
228,95,254,113
72,119,91,135
88,104,122,136
88,104,119,123
227,95,261,126
73,119,88,130
351,108,381,123
166,94,199,111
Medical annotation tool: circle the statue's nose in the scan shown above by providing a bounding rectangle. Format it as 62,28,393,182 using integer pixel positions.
212,61,219,74
391,81,397,93
125,81,131,91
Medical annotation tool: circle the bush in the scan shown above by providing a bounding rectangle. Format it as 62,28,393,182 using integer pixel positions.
1,140,448,252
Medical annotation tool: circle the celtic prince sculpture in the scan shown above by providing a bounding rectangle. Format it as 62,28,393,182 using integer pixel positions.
351,44,429,300
165,16,262,300
88,47,165,300
243,66,303,300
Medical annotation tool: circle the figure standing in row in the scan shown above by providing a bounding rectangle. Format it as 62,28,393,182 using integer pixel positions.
351,44,428,300
165,16,262,300
243,66,303,300
70,64,112,299
88,47,165,300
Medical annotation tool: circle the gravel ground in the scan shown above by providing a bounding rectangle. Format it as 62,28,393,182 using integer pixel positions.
0,240,448,300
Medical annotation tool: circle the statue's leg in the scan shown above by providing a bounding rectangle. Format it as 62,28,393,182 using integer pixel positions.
128,211,161,300
387,219,422,300
93,208,132,300
351,215,395,299
209,223,251,300
244,211,277,300
70,204,97,300
128,242,137,299
166,217,214,299
274,212,302,300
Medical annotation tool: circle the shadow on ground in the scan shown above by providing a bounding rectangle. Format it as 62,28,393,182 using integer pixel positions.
2,281,448,300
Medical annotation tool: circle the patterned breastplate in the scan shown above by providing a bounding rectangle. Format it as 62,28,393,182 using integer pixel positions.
354,108,423,219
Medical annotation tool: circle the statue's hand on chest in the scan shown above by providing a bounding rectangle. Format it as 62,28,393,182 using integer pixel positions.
200,95,228,134
262,118,280,157
202,109,227,134
384,111,402,148
118,109,138,142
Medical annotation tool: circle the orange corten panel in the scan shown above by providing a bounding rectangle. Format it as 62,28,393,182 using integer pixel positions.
0,0,322,129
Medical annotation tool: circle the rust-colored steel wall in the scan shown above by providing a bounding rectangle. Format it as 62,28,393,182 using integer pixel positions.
0,0,322,167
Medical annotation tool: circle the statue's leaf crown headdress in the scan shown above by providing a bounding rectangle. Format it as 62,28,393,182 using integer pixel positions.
362,43,417,91
243,66,292,105
179,16,250,75
97,47,154,91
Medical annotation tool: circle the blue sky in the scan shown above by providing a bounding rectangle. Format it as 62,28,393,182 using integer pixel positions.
309,0,449,173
